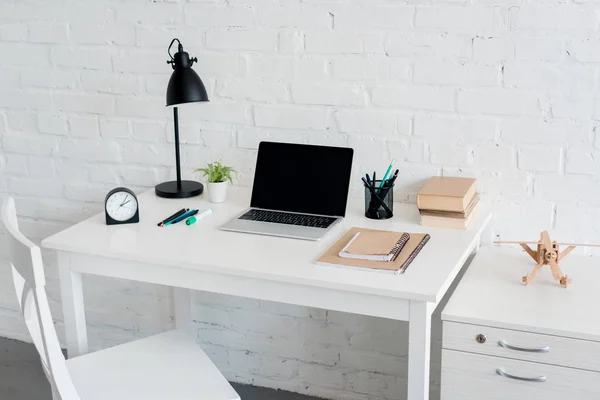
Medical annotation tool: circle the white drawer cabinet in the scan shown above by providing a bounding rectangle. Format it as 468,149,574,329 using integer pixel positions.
443,321,600,371
442,350,600,400
441,248,600,400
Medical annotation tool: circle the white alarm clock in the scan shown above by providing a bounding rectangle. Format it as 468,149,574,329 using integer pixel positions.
105,187,139,225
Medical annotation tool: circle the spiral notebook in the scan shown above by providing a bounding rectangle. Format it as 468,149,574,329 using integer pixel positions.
339,231,410,262
316,227,430,275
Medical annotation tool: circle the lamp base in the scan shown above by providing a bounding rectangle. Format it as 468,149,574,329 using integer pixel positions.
155,180,203,198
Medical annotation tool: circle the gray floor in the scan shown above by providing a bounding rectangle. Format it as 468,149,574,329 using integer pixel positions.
0,337,319,400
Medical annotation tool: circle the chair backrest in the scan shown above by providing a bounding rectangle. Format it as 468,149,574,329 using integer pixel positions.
1,198,80,400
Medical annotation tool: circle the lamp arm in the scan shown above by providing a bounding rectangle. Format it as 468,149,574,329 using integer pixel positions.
172,107,182,190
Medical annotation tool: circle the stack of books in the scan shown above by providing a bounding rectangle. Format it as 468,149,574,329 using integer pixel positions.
417,177,478,230
316,227,430,275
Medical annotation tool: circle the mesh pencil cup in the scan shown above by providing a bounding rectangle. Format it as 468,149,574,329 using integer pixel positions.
364,180,394,220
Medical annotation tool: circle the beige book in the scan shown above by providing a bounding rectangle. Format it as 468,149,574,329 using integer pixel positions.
417,177,476,212
317,227,430,274
419,193,479,219
420,210,476,230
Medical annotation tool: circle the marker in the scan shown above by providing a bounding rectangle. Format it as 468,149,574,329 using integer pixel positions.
194,208,213,222
184,208,212,226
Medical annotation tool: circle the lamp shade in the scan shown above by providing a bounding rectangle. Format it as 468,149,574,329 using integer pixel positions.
165,47,209,107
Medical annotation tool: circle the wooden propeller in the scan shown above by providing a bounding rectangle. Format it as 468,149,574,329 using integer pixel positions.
495,241,600,247
541,231,552,250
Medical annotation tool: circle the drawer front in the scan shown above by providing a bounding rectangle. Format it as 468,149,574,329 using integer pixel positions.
441,350,600,400
443,321,600,372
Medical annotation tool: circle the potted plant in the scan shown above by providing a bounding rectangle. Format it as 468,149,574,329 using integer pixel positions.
194,161,235,203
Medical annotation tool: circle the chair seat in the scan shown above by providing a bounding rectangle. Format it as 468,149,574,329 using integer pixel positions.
66,329,240,400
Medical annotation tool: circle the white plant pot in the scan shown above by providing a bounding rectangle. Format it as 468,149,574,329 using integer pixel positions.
207,181,228,203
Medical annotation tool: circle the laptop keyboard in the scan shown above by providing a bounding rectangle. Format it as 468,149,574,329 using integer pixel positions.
239,209,337,229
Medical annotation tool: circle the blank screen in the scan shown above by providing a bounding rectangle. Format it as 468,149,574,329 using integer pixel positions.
250,142,354,217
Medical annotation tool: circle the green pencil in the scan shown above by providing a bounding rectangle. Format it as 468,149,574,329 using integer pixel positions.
379,160,394,189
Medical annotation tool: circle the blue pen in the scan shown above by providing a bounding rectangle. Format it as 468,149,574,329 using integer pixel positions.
163,209,198,227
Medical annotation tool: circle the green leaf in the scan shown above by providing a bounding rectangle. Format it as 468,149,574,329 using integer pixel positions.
193,160,236,183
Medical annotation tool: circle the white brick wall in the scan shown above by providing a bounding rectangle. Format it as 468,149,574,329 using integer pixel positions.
1,1,600,399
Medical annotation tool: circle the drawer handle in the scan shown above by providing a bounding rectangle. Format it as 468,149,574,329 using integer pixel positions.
496,368,547,383
498,340,549,353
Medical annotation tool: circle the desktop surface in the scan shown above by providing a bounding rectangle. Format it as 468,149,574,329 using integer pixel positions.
42,187,492,303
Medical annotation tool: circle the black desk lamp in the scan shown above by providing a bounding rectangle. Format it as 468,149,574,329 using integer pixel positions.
155,38,208,198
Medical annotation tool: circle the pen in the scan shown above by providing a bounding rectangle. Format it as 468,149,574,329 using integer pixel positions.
365,173,371,186
157,208,188,226
377,171,399,213
363,177,377,212
385,169,399,186
379,178,395,198
163,209,198,227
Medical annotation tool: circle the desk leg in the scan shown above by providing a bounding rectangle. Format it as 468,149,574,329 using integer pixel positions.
472,223,492,257
408,301,433,400
57,253,88,358
480,221,493,246
173,288,193,330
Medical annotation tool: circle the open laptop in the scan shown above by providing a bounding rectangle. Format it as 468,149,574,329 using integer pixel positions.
221,141,354,241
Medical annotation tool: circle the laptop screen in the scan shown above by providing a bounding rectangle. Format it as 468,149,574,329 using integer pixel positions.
250,142,354,217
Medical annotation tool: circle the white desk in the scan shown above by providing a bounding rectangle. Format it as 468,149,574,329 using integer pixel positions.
42,187,492,400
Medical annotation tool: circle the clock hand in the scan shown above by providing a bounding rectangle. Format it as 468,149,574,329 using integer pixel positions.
116,201,130,210
119,195,129,207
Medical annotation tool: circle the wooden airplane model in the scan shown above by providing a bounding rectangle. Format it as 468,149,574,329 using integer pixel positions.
495,231,600,288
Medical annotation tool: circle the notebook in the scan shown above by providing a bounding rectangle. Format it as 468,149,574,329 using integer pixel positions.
339,231,410,262
317,227,431,275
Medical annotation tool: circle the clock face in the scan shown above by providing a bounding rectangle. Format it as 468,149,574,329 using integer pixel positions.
105,191,138,222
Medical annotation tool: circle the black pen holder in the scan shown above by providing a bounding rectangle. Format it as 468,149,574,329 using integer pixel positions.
364,180,394,220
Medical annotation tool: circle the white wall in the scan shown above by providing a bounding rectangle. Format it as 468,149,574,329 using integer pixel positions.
1,0,599,399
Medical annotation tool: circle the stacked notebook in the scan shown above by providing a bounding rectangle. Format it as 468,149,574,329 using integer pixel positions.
417,177,478,230
316,228,430,274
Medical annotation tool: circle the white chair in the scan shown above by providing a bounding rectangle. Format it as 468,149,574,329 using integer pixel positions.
2,197,241,400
